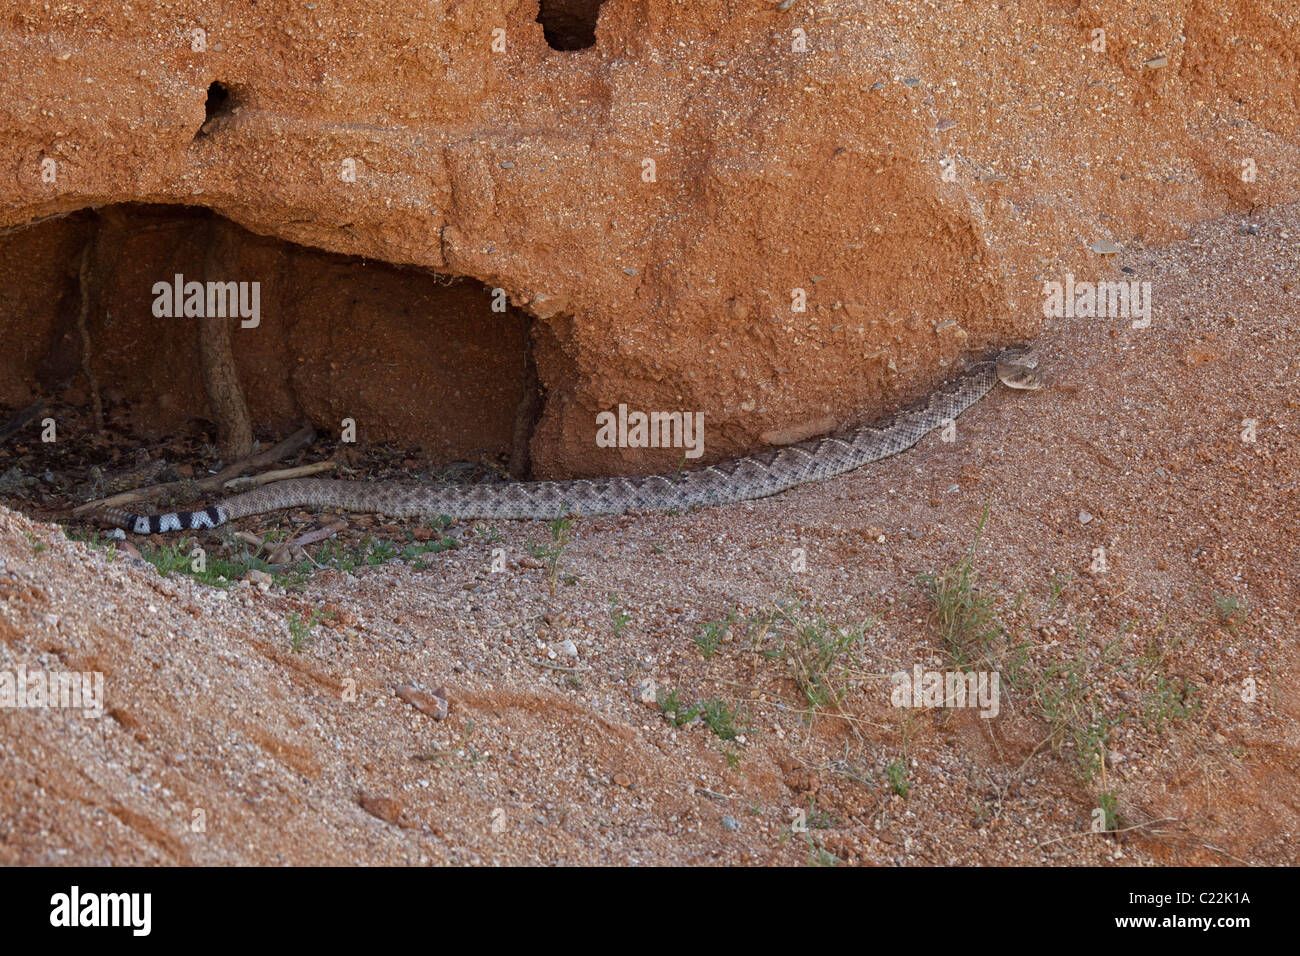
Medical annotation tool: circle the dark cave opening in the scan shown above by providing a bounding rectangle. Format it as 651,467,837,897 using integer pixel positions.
0,204,542,523
537,0,606,51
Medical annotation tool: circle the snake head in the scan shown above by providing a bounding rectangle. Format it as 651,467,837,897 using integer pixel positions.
996,347,1043,390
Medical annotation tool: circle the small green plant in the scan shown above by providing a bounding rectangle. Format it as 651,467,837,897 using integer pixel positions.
701,697,746,741
472,522,503,544
693,611,735,660
1047,572,1071,613
805,837,839,867
778,810,840,864
1140,674,1199,733
530,514,574,593
139,543,191,576
921,506,1000,668
287,608,325,653
746,601,870,712
64,527,102,547
998,635,1036,692
1212,593,1247,634
315,537,366,572
721,745,742,769
138,541,288,589
402,535,460,569
805,799,838,830
656,691,747,742
1006,613,1202,786
886,759,910,797
366,537,396,565
1034,650,1118,784
310,534,452,573
608,595,632,638
24,531,45,554
1097,791,1122,832
792,616,867,710
657,688,702,727
310,539,342,571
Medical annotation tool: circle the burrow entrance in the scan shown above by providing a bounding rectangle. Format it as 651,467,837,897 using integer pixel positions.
537,0,606,51
195,81,239,139
0,204,541,528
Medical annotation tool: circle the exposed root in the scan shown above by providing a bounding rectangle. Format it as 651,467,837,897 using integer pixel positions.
76,237,104,432
198,217,254,461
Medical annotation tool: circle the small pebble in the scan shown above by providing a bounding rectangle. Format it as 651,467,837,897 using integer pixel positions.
243,569,272,591
358,794,403,825
396,684,449,720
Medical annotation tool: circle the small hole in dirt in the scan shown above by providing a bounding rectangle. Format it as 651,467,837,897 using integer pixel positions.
195,81,236,138
537,0,605,51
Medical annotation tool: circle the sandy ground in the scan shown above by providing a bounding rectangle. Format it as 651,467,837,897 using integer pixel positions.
1,202,1297,865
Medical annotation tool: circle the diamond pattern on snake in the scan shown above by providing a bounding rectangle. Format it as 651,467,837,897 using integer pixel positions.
101,347,1042,534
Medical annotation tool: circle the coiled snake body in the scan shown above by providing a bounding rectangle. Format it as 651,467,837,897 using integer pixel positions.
104,347,1041,534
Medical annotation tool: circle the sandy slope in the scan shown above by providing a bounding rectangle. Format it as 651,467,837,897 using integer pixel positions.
1,204,1297,865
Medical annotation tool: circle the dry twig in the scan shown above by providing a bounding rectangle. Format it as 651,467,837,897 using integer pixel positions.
72,424,316,514
222,460,336,491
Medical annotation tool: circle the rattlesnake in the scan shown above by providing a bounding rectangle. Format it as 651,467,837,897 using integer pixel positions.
102,347,1041,534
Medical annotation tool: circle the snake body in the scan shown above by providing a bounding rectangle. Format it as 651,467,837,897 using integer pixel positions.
104,348,1040,534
